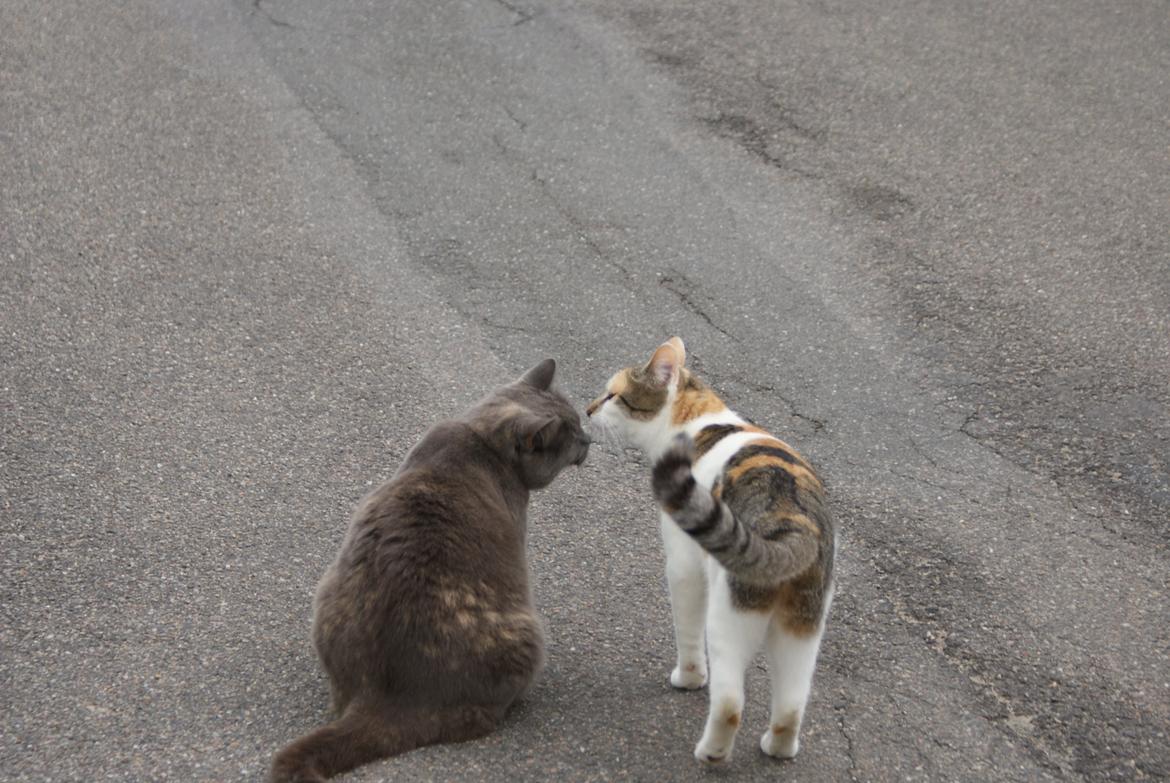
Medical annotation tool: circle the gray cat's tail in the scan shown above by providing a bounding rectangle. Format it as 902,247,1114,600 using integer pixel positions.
269,702,499,783
652,434,819,587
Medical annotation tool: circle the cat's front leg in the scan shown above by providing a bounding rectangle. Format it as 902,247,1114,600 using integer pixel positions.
660,512,708,689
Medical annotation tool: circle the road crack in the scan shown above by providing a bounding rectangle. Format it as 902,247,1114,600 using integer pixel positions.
694,362,827,432
503,105,528,131
252,0,293,29
885,592,1077,780
957,407,1145,551
700,112,825,181
478,317,589,347
251,0,359,39
528,169,640,293
489,0,539,26
833,699,861,783
658,273,736,340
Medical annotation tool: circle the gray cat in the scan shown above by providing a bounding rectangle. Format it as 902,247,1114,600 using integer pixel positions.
269,359,590,782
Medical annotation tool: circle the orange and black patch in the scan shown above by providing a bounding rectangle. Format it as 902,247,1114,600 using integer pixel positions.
775,512,823,536
729,562,826,637
614,368,668,420
671,369,727,425
772,564,827,636
723,443,821,493
693,423,742,457
723,452,798,509
719,432,833,631
744,430,817,473
729,436,806,469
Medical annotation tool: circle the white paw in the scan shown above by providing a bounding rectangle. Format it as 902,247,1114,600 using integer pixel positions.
760,727,799,759
694,740,731,765
670,663,707,690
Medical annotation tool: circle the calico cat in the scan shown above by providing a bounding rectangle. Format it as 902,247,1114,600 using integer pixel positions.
586,338,834,765
270,359,590,783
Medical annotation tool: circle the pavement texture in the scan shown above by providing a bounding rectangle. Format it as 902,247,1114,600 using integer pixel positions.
1,0,1167,781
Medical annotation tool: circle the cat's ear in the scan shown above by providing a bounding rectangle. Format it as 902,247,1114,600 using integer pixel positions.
514,412,561,452
520,358,557,391
646,337,686,386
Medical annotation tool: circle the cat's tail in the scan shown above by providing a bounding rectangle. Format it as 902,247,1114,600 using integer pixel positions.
652,434,820,587
268,702,499,783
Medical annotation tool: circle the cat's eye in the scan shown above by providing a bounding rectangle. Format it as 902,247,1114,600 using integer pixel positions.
616,394,652,413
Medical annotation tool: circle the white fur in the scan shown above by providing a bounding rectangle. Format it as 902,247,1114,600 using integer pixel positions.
660,511,709,689
692,571,771,763
681,409,744,436
588,372,677,458
759,617,826,758
692,430,768,487
591,369,829,765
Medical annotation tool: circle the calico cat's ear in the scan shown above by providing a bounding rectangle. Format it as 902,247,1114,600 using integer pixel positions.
514,412,561,451
520,358,557,391
646,337,686,386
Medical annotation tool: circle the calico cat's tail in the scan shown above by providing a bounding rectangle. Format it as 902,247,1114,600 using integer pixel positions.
652,434,819,587
269,702,499,783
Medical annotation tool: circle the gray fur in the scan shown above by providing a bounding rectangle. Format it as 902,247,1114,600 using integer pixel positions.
269,360,589,782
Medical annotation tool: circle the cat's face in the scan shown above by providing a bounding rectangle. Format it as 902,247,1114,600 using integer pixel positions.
477,359,591,490
586,337,686,453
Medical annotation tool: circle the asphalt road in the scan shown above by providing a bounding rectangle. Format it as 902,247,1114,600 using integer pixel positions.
2,1,1167,781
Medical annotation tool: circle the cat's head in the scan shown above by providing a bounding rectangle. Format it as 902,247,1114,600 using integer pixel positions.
586,337,725,454
471,359,591,490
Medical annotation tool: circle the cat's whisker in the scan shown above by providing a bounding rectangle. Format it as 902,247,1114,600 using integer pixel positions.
586,337,834,768
587,417,631,455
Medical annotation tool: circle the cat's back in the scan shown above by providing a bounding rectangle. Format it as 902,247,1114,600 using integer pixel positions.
313,417,531,660
395,419,490,477
346,420,516,556
687,416,834,630
686,419,828,527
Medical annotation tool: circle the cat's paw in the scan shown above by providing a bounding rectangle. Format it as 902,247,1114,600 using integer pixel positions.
760,726,799,759
694,740,732,765
694,709,740,765
670,662,708,690
652,434,697,512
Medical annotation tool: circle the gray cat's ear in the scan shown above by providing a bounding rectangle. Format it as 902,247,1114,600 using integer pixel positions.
520,358,557,390
646,337,686,386
514,412,561,451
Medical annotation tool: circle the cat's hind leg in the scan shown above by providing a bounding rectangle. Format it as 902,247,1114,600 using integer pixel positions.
693,572,770,764
759,617,826,759
660,511,709,689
